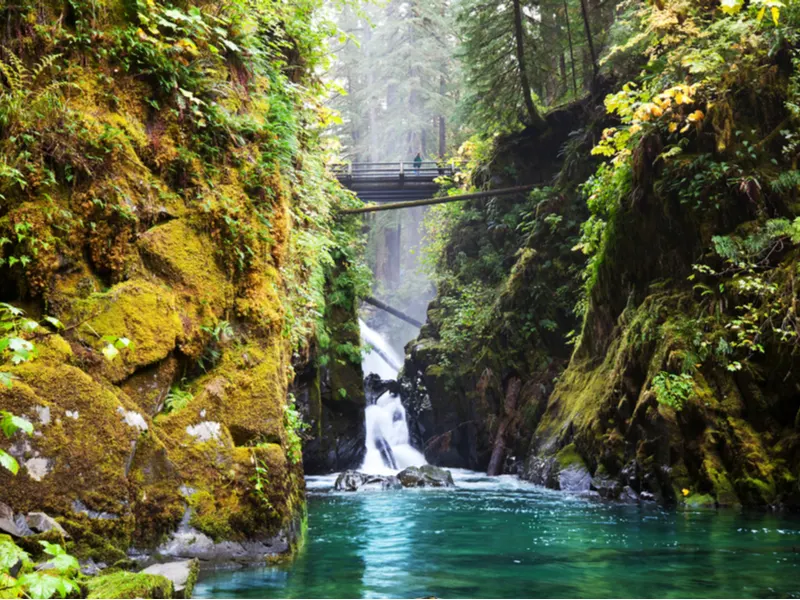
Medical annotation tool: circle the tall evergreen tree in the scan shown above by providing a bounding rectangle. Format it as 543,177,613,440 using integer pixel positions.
327,0,462,162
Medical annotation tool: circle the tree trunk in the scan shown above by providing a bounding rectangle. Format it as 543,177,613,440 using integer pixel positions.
563,0,578,96
578,0,598,81
512,0,543,127
438,75,446,157
487,377,522,476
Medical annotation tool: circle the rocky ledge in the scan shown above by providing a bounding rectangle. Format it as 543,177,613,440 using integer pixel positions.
334,465,455,492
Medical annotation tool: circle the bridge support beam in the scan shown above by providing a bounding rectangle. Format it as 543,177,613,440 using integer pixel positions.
363,296,424,329
340,185,536,215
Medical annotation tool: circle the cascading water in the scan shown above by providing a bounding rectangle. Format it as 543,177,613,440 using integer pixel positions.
359,320,426,474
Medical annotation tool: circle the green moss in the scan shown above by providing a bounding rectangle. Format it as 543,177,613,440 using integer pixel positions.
681,493,717,509
0,361,139,540
187,490,235,541
86,571,174,599
555,443,585,470
70,279,184,382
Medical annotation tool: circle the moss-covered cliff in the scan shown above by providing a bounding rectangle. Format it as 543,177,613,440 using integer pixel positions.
406,0,800,508
0,0,366,564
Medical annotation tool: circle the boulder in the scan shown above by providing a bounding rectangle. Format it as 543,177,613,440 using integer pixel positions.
141,558,199,599
0,502,24,538
397,465,454,488
86,571,174,599
25,512,69,538
558,464,592,492
334,471,402,492
591,472,622,500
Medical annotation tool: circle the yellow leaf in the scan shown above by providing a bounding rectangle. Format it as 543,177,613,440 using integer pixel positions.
757,5,766,21
771,6,780,24
669,122,678,133
687,109,705,122
719,0,743,14
651,105,663,117
682,488,690,497
630,124,642,134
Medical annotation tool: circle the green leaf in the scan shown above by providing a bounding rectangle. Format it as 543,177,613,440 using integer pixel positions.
1,412,33,437
0,535,29,570
0,449,19,474
43,316,64,330
17,572,76,599
39,541,66,557
0,372,14,388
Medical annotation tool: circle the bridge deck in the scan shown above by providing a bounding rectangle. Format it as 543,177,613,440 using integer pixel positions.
333,162,461,203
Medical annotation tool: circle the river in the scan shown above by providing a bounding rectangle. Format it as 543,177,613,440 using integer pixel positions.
194,470,800,598
194,321,800,599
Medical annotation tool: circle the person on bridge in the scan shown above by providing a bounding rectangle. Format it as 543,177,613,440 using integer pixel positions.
413,152,422,175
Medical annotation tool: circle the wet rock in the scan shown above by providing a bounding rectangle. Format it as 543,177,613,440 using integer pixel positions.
141,558,199,599
334,470,401,491
25,512,69,538
152,506,301,566
364,374,392,404
523,456,558,488
620,486,639,503
558,464,592,492
591,472,621,500
397,465,454,488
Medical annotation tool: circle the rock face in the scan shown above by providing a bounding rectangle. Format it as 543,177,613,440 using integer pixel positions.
397,466,455,488
294,304,367,475
0,0,365,565
141,559,199,599
334,471,402,492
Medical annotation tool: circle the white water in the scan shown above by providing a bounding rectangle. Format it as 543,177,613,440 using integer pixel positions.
359,320,426,474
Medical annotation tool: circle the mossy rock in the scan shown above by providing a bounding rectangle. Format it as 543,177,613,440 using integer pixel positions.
681,493,717,509
138,219,233,316
86,571,174,599
0,361,141,528
69,279,184,383
555,443,585,470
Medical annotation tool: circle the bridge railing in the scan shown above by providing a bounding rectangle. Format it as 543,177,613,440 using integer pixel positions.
331,161,464,180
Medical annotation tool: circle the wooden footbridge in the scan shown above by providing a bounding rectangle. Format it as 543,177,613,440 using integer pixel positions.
332,161,535,214
335,162,538,328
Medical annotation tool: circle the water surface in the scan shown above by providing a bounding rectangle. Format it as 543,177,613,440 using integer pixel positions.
194,471,800,598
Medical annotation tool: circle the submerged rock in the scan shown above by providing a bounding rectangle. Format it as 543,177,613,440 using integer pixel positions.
334,470,402,491
141,558,199,599
397,465,454,488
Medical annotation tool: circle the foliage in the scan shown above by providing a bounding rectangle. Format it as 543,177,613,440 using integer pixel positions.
689,218,800,371
249,451,275,513
0,410,33,475
283,394,309,465
163,380,194,414
0,539,79,599
457,0,617,132
651,371,694,410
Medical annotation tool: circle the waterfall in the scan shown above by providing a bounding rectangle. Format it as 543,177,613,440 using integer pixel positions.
359,320,426,474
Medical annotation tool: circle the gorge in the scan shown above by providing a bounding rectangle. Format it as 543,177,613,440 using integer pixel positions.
1,0,800,598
